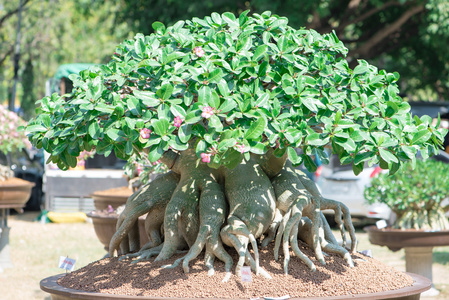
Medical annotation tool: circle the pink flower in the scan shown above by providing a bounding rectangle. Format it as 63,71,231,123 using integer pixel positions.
107,205,115,213
173,116,183,128
201,153,211,163
140,128,151,139
193,46,205,57
236,144,245,153
201,106,214,119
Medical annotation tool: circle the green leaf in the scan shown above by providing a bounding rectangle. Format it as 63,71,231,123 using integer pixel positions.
170,105,187,118
379,148,398,163
133,90,160,107
306,133,329,146
208,69,223,83
244,117,266,140
352,162,364,176
412,129,432,145
147,144,164,162
249,141,267,154
156,84,174,100
253,45,267,61
152,119,169,136
218,138,237,152
287,147,301,164
106,128,125,141
152,21,166,34
26,124,47,134
88,122,101,139
353,64,369,75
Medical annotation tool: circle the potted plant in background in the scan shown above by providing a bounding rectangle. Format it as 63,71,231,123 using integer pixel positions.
364,159,449,296
26,11,446,299
0,105,35,271
88,155,165,252
0,105,35,208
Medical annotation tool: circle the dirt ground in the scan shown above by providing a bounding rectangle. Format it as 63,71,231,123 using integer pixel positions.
1,211,448,300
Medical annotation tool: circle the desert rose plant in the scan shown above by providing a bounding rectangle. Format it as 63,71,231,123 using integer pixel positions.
0,105,30,181
365,159,449,230
26,11,446,280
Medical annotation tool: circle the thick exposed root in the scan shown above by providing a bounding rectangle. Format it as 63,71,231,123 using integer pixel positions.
221,157,276,276
109,171,179,256
297,217,354,267
164,180,232,281
155,183,199,261
321,198,357,252
112,150,358,280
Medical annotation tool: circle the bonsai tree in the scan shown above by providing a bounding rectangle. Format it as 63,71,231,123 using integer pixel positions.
0,105,30,181
26,11,446,280
365,159,449,230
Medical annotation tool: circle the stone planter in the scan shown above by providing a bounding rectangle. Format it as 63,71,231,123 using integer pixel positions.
87,212,149,252
0,178,35,272
91,186,133,210
40,272,431,300
0,177,35,207
365,225,449,296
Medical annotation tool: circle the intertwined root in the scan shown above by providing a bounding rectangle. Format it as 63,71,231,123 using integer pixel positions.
109,171,180,257
270,162,356,274
109,153,358,279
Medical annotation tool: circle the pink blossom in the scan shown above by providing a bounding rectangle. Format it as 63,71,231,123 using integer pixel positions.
140,128,151,139
201,153,211,163
107,205,115,213
236,144,245,153
201,106,214,119
193,46,205,57
173,116,183,128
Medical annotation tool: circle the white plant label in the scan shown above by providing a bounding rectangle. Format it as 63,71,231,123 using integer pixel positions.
376,219,387,229
241,266,252,282
59,256,76,272
264,295,290,300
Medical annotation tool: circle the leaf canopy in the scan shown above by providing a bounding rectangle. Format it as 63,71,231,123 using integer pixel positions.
26,11,446,172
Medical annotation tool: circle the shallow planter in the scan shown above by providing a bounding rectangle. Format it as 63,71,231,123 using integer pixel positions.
87,212,149,251
365,225,449,296
40,272,430,300
0,177,35,271
91,186,133,210
0,177,35,208
364,225,449,251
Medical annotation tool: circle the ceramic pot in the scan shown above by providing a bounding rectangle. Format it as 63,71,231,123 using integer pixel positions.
91,186,133,210
87,212,149,251
0,178,35,208
40,272,431,300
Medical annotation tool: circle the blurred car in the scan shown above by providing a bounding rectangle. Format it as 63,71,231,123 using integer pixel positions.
315,151,449,224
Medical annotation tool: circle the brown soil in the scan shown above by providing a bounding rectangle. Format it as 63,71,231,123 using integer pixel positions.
59,241,413,298
0,177,33,186
92,186,133,197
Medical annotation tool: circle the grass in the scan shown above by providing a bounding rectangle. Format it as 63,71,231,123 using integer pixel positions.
0,212,448,299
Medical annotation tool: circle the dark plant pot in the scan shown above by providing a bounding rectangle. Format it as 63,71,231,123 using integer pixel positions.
91,187,133,210
40,272,430,300
87,212,149,251
365,225,449,297
364,225,449,251
0,178,35,208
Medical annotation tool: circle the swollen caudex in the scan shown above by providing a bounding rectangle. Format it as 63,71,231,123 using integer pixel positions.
110,149,358,280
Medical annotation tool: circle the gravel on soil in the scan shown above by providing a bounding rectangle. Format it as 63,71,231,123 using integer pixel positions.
58,241,413,298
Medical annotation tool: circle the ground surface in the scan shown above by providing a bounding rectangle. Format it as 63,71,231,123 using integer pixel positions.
1,212,449,299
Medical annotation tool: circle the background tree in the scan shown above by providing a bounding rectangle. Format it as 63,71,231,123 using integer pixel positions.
0,0,133,117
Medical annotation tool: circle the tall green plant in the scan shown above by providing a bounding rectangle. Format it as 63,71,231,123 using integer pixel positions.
23,11,448,278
